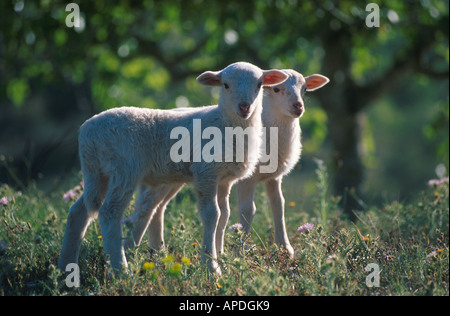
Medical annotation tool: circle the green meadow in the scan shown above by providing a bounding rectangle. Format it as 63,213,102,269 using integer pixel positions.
1,163,448,296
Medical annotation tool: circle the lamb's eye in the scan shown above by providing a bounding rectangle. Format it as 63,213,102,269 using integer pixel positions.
224,83,229,89
273,87,280,93
301,86,307,94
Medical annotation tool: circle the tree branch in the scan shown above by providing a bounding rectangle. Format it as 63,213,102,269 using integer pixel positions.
134,34,212,83
350,21,449,111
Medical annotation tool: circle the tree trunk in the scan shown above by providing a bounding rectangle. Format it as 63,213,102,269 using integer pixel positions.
326,104,363,220
317,27,366,220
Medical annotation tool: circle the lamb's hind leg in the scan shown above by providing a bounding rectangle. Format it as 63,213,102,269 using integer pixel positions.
99,181,135,271
58,173,107,271
58,195,93,271
123,185,160,250
147,184,183,252
237,178,257,235
123,184,182,251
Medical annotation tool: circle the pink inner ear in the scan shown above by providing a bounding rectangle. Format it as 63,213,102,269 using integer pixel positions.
197,71,222,86
204,77,221,85
306,75,329,90
263,72,287,85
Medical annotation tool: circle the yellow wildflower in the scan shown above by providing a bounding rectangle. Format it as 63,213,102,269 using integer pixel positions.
162,255,174,263
167,263,182,276
181,257,191,265
142,262,155,271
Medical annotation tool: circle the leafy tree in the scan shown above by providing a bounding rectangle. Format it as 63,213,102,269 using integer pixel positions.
0,0,448,217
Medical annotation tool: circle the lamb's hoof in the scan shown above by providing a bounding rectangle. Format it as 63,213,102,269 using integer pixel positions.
208,261,222,279
202,253,222,278
276,243,295,260
285,245,295,259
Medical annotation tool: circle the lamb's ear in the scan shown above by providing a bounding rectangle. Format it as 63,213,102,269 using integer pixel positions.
262,70,288,86
305,74,330,91
196,71,222,86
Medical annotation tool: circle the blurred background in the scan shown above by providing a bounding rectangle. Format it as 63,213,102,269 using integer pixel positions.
0,0,448,217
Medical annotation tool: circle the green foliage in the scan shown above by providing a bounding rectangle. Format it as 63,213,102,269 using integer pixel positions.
0,0,448,203
6,78,29,107
313,158,330,224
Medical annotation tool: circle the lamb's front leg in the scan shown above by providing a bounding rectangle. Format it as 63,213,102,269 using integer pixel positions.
195,177,221,276
216,183,231,254
265,178,294,258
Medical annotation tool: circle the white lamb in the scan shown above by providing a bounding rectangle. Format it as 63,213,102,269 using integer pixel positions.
237,69,329,258
126,70,329,262
57,62,288,276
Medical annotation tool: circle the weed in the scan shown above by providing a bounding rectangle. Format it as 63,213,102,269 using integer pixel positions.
0,165,448,296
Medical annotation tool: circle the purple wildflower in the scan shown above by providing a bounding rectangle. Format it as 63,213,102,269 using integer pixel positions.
428,177,449,187
63,182,84,203
63,189,78,203
0,196,9,206
229,223,243,232
297,223,315,233
0,196,14,207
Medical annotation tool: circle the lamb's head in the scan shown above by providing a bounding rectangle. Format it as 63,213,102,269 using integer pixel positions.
196,62,288,119
264,69,329,118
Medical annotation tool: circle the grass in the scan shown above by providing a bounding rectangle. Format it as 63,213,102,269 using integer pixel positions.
0,164,448,296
